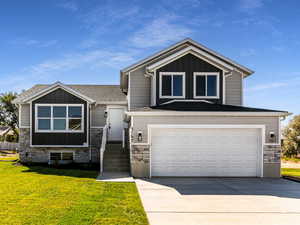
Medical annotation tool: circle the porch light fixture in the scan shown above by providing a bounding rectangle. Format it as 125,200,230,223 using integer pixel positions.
104,111,107,118
138,131,143,142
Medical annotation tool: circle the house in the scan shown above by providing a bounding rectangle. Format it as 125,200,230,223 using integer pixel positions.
13,38,289,178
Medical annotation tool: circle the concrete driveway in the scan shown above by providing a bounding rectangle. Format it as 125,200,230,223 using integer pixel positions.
135,178,300,225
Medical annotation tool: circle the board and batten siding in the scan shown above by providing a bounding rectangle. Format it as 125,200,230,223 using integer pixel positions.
32,88,88,146
128,57,244,109
91,105,106,127
156,53,223,105
20,104,30,127
129,66,151,109
131,116,279,144
225,70,242,105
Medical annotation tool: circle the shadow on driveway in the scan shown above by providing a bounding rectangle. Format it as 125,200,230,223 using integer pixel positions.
139,177,300,198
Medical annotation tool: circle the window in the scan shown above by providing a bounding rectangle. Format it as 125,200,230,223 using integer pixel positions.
194,72,219,98
50,152,74,161
36,104,84,132
160,72,185,98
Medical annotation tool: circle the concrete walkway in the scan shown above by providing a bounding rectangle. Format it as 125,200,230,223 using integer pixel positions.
135,178,300,225
96,172,134,182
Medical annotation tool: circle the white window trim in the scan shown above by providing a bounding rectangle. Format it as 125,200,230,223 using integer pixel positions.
159,72,186,99
193,72,220,99
35,104,84,133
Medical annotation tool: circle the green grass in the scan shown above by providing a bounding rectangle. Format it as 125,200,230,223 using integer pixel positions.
281,168,300,177
282,156,300,163
0,161,148,225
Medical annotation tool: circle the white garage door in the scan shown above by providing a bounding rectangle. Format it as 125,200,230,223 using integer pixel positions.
151,127,262,177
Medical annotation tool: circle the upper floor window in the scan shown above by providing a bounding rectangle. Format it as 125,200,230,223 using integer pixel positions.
159,72,185,98
35,104,84,133
193,72,219,98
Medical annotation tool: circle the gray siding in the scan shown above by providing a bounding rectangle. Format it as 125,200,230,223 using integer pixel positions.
131,115,279,143
129,66,151,109
20,104,30,127
225,70,242,105
129,59,245,109
91,105,106,127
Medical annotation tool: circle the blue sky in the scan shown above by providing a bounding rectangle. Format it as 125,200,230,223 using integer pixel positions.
0,0,299,122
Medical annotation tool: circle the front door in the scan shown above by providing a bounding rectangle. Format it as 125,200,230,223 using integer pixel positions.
108,107,125,141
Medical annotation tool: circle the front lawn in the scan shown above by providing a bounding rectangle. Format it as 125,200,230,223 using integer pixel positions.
0,160,148,225
281,168,300,177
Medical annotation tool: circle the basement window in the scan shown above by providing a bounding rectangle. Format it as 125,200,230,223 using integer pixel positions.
49,152,74,161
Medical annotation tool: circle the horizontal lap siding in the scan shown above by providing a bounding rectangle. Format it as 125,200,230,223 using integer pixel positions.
130,66,151,109
226,71,242,105
131,116,279,143
91,105,106,127
32,88,88,146
20,104,30,127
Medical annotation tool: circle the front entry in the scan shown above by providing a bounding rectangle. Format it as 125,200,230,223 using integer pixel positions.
107,107,125,141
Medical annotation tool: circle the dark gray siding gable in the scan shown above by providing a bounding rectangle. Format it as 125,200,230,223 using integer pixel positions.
32,88,88,146
156,53,223,105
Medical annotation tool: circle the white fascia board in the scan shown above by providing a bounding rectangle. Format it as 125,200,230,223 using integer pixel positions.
22,82,96,104
121,39,190,73
121,38,254,75
146,46,234,72
126,111,289,117
96,101,127,105
186,39,254,75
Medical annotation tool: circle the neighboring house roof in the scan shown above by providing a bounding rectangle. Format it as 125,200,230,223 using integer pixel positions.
121,38,254,77
13,82,126,104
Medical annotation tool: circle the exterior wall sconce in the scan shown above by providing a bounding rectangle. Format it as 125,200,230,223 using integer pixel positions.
138,131,143,142
104,111,107,118
269,131,276,142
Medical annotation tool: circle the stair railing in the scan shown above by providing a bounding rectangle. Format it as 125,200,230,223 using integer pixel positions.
100,125,108,174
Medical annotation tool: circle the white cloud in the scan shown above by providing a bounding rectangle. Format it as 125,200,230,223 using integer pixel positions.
246,77,300,92
0,49,136,92
240,49,256,57
271,45,285,52
81,4,140,34
129,15,192,48
57,1,78,12
9,39,58,48
161,0,214,9
239,0,264,10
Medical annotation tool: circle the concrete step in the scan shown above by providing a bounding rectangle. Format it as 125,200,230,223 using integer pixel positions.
104,155,129,159
104,168,130,172
103,142,130,172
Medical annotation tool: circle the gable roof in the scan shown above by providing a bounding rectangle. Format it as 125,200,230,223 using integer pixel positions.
146,46,235,73
13,82,127,104
121,38,254,76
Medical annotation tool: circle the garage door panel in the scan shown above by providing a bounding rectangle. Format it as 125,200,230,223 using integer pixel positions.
151,128,261,177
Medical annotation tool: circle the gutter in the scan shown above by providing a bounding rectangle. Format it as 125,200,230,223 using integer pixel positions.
126,111,291,117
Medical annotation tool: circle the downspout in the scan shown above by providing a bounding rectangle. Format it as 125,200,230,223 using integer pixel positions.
89,104,92,163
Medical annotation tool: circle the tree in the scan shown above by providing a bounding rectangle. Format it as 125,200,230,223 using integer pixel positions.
0,92,18,141
282,115,300,157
